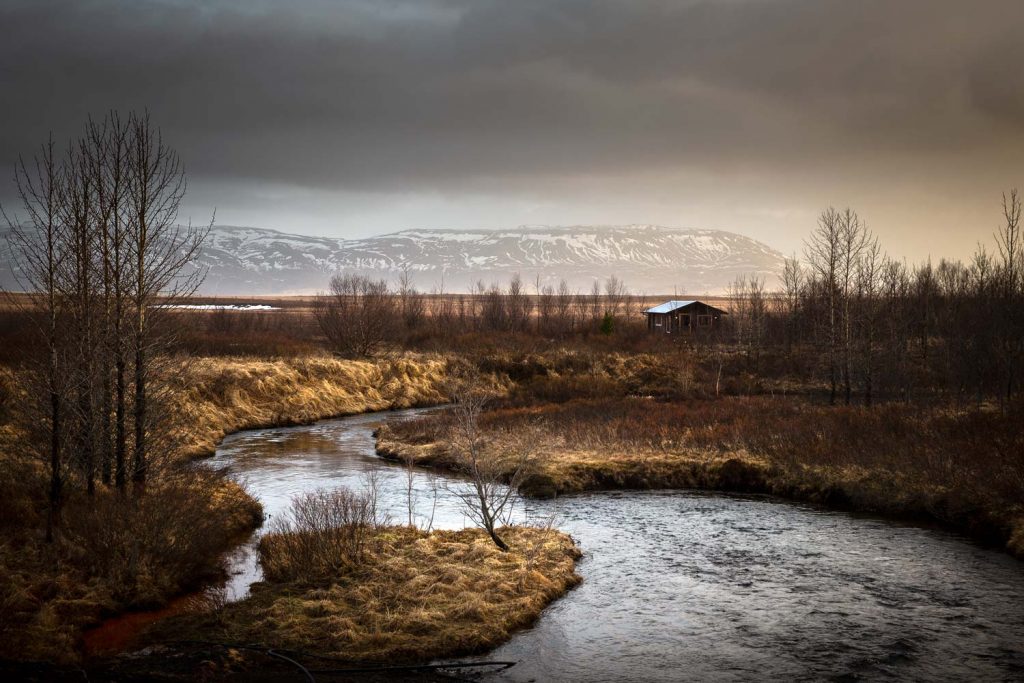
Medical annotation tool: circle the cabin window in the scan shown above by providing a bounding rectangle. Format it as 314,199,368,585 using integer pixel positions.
698,315,712,327
681,314,691,327
654,319,662,326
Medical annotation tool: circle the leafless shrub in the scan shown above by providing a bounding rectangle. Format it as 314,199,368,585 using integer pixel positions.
260,485,388,583
314,273,397,357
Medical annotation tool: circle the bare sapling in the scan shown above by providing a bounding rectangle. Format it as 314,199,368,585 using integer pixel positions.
445,371,531,551
398,448,441,531
401,449,418,527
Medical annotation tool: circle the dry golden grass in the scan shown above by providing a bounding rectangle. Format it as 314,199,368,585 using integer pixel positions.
153,526,581,663
169,353,450,459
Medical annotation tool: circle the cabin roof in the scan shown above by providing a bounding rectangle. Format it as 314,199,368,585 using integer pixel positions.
643,300,728,315
644,300,697,314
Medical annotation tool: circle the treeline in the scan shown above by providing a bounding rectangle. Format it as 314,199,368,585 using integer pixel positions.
3,112,207,539
314,271,642,356
729,194,1024,407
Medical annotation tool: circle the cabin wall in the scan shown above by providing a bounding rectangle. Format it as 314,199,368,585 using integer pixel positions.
645,303,724,334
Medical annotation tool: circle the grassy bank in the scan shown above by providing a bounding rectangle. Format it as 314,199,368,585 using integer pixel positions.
170,354,450,459
150,526,581,666
378,395,1024,560
0,353,450,664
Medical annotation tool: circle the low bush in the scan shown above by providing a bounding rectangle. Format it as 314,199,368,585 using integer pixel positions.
260,487,388,583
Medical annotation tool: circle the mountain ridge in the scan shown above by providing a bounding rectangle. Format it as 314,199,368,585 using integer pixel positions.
2,224,785,295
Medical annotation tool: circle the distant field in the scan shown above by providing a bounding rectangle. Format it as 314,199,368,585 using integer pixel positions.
157,293,735,316
4,291,735,312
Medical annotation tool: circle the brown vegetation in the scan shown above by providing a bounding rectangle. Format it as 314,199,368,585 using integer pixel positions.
170,354,450,458
0,470,260,664
260,487,388,583
154,525,580,664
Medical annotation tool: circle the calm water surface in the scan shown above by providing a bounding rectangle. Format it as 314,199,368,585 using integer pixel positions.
208,409,1024,682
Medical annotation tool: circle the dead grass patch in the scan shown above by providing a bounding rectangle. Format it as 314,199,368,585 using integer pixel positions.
0,475,261,664
152,526,581,663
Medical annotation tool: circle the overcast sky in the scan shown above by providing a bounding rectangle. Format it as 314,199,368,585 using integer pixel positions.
2,0,1022,261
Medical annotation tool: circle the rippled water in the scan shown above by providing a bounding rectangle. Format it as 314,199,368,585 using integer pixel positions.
209,409,1024,681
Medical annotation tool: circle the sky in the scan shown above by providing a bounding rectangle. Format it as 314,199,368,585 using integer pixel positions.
1,0,1023,262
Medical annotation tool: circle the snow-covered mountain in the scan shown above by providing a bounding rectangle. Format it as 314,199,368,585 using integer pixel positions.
2,224,785,295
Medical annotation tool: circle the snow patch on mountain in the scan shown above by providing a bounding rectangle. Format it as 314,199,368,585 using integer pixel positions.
1,224,785,295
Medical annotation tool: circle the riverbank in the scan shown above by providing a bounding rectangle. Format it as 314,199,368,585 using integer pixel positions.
146,526,581,668
0,353,451,664
170,354,450,459
376,395,1024,560
2,347,1022,668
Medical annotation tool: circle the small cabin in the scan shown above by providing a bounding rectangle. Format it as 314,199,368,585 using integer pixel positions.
644,300,727,334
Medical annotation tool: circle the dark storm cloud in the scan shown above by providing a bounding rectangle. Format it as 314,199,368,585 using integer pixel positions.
1,0,1022,192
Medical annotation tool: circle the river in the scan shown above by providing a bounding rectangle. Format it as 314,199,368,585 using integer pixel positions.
206,408,1024,682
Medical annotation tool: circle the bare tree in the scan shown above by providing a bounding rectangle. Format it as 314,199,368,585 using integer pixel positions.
555,279,574,334
837,209,874,404
997,189,1022,295
398,263,425,332
995,189,1023,402
536,282,555,335
506,273,531,332
589,280,602,324
853,240,884,405
604,275,626,318
880,258,911,401
480,281,506,331
728,275,767,367
781,254,803,351
805,207,844,404
95,115,132,490
4,135,68,540
445,374,530,551
125,112,209,489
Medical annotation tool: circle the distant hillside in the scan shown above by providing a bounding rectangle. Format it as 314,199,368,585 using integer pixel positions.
1,224,785,295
